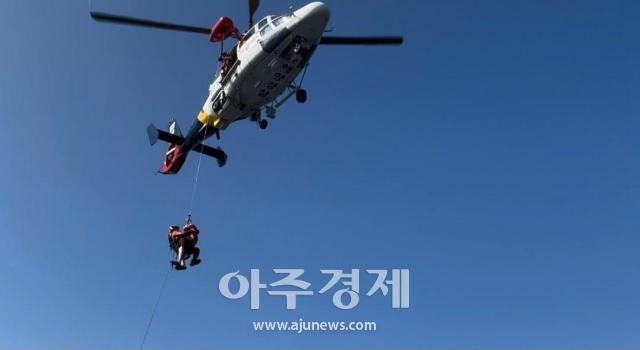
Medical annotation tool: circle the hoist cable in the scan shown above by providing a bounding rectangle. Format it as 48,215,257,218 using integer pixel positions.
139,113,211,350
187,123,209,217
138,266,171,350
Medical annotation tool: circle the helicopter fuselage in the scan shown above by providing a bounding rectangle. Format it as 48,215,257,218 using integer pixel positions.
91,0,402,174
155,2,330,174
197,2,330,131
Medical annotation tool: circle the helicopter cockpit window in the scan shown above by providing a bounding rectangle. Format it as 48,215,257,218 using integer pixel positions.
272,16,285,27
260,20,273,36
257,18,269,31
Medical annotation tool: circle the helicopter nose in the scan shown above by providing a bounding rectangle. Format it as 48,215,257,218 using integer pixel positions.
294,2,330,32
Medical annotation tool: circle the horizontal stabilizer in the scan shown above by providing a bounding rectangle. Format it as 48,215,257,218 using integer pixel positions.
193,143,227,168
146,124,160,145
147,123,184,146
147,123,227,168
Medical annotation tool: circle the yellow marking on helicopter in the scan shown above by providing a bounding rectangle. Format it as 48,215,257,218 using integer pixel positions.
197,111,224,127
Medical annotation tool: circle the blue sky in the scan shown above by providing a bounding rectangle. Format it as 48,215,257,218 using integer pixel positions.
1,0,639,349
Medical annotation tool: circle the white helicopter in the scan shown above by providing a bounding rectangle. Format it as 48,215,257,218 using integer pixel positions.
91,1,403,174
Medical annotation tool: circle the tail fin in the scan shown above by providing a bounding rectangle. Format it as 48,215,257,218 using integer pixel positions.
160,119,185,174
167,118,182,137
145,119,186,174
147,120,185,146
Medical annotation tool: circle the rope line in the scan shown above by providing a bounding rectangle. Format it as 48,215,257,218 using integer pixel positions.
139,121,210,349
139,266,171,350
187,123,209,217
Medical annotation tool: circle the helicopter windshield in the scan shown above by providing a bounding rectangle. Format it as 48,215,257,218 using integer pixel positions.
260,23,273,36
258,15,289,37
246,15,273,40
272,15,285,27
257,17,269,31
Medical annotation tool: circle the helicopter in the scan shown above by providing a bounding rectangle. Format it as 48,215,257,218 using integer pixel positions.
91,1,403,174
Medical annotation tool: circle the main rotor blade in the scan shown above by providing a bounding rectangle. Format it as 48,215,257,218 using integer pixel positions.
319,36,404,45
248,0,260,27
90,11,210,35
